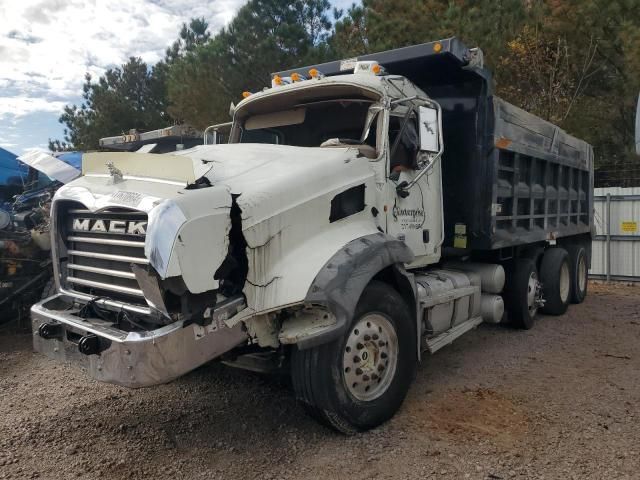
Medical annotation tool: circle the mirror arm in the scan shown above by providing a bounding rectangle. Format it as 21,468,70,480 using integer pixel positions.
391,95,421,106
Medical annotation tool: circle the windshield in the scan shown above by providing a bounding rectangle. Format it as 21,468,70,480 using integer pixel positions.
237,99,376,148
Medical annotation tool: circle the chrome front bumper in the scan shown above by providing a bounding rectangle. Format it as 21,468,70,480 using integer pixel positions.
31,294,248,388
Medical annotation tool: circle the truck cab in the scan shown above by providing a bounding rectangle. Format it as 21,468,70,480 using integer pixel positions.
230,64,444,266
31,38,593,434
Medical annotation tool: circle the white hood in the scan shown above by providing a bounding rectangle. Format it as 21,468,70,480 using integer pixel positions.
55,143,377,310
176,143,369,227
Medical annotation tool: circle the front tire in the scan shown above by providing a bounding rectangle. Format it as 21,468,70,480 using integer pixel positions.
291,281,416,434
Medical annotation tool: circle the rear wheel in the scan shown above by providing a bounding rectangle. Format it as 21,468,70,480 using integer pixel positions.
503,259,540,329
291,281,416,434
540,248,571,315
566,244,588,304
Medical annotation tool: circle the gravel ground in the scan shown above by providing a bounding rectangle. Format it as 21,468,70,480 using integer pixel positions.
1,282,639,480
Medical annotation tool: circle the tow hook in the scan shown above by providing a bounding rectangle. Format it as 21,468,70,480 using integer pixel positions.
38,322,63,340
78,334,103,356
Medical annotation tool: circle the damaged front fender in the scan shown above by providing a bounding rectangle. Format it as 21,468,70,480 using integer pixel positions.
146,187,233,294
299,232,415,349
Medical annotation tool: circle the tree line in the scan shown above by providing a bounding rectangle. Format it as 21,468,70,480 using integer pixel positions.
51,0,640,186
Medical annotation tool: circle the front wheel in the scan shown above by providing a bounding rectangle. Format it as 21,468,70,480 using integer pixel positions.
291,281,416,434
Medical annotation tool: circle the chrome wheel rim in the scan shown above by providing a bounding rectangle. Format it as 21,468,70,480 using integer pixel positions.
577,255,587,294
560,262,570,303
527,271,539,317
342,313,398,401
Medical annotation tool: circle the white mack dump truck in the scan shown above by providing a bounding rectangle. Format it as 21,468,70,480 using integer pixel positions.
32,38,593,433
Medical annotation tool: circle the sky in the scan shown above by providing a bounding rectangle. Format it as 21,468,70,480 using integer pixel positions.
0,0,354,155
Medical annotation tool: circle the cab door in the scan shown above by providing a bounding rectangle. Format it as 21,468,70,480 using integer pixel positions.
385,107,443,267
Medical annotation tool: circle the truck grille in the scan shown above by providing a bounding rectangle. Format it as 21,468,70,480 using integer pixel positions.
60,204,148,304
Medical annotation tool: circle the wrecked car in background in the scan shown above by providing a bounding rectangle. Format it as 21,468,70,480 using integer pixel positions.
0,151,81,324
32,38,593,433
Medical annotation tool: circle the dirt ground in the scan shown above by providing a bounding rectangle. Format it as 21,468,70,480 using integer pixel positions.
1,282,639,480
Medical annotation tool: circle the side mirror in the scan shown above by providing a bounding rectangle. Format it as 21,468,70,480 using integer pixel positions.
418,106,439,153
635,94,639,156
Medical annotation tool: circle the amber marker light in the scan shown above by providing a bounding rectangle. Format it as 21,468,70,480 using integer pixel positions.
495,137,512,149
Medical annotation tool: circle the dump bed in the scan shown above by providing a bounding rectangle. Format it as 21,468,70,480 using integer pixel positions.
453,96,593,250
275,37,594,251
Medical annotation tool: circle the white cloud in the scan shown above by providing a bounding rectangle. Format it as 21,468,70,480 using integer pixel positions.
0,97,67,118
0,0,247,118
0,0,249,153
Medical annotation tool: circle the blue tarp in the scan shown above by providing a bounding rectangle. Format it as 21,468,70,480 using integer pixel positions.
55,151,82,170
0,147,28,187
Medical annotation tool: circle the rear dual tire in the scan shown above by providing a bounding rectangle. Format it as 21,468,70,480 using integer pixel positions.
291,281,416,434
566,244,588,304
503,259,539,329
540,248,571,315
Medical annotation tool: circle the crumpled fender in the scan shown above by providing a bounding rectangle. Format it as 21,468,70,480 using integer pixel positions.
298,232,416,349
147,187,233,293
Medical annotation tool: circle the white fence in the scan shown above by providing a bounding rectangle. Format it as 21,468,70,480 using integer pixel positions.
590,187,640,281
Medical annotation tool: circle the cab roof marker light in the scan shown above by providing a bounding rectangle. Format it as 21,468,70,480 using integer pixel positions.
242,91,252,98
308,68,324,79
271,75,294,87
354,61,385,76
291,72,306,82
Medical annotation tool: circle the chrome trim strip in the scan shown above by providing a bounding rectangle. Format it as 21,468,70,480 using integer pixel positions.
51,201,62,292
67,276,144,297
67,209,147,217
59,286,151,315
32,299,130,342
67,236,145,248
67,249,149,264
67,263,137,279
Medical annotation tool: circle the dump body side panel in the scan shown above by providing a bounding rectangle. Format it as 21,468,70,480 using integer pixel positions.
486,98,593,249
440,96,593,251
